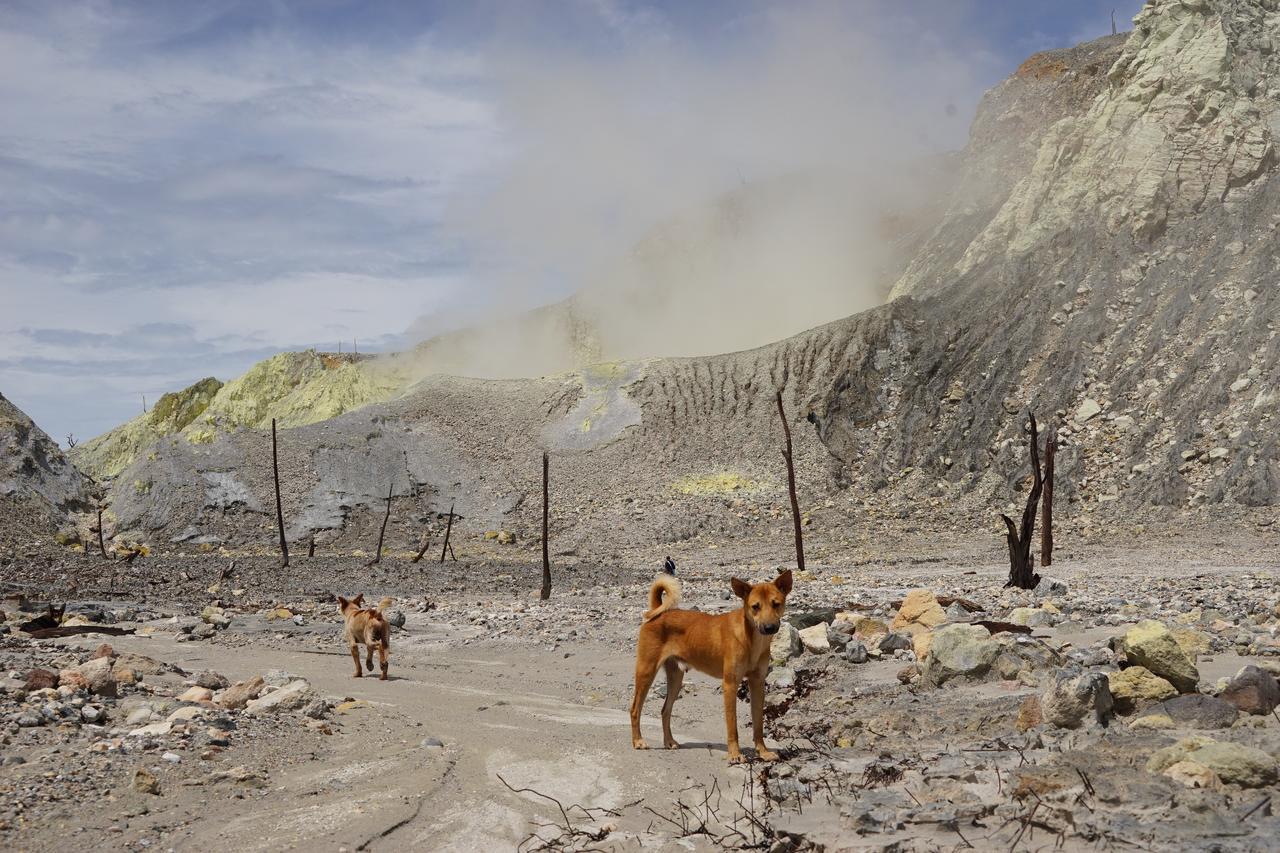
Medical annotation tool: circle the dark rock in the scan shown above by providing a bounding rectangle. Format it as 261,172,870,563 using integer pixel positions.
23,669,57,691
1221,665,1280,716
1138,694,1239,729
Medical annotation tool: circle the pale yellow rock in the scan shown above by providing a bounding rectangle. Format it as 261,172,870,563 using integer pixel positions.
913,631,935,661
891,590,946,631
1163,760,1221,790
1130,713,1175,731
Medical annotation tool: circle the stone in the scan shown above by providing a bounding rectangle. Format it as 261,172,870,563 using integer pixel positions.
1171,627,1213,658
1190,742,1279,789
798,623,831,654
995,652,1025,681
770,623,802,665
1041,669,1113,729
23,669,57,691
218,676,265,710
129,721,173,738
133,768,161,795
115,666,139,686
921,624,999,687
178,686,213,703
195,671,229,690
1221,665,1280,715
167,706,203,723
1108,666,1177,714
114,653,168,675
1008,607,1053,628
1163,760,1220,790
74,657,117,697
81,705,104,723
767,667,796,689
891,590,947,632
92,643,115,659
263,669,299,687
843,641,869,664
1016,695,1042,732
879,633,913,653
1123,621,1199,693
1137,695,1238,729
244,679,313,715
57,669,90,692
385,610,406,629
1075,398,1102,422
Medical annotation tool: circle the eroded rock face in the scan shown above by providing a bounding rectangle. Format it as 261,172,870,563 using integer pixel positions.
0,391,96,547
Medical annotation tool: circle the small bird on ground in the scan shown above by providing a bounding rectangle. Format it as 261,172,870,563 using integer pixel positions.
663,556,676,576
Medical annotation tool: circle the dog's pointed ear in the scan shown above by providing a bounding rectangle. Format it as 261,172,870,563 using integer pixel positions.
353,593,365,606
337,595,348,608
730,577,751,599
774,570,793,595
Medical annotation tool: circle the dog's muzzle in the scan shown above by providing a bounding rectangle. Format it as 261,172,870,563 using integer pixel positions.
759,623,780,636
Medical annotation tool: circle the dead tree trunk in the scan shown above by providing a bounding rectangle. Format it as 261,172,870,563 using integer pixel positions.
308,532,316,558
540,451,552,600
1041,424,1057,568
367,482,394,566
1001,412,1044,590
775,390,806,573
271,418,289,568
438,502,455,564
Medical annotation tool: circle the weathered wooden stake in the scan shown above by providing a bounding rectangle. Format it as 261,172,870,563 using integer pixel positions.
1001,412,1043,590
271,418,289,568
775,390,806,573
438,501,455,564
308,532,316,558
1041,424,1057,568
1111,9,1117,35
540,451,552,600
96,505,109,559
367,482,394,566
410,530,433,564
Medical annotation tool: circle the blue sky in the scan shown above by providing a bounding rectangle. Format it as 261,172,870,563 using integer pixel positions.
0,0,1144,444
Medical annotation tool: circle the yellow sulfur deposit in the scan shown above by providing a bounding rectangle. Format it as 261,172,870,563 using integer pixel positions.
72,350,412,479
672,471,764,496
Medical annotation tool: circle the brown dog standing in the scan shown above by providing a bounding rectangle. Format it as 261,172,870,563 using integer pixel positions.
629,570,793,763
337,594,391,680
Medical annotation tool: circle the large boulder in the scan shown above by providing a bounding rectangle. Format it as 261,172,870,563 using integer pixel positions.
1221,665,1280,716
218,676,265,710
797,623,831,654
244,679,314,715
1122,621,1199,693
891,590,946,635
1041,669,1113,729
1137,694,1238,730
921,624,998,687
1108,666,1177,715
74,657,117,697
1187,742,1279,788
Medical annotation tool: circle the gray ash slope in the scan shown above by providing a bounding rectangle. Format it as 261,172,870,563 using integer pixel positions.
0,392,96,549
103,0,1280,554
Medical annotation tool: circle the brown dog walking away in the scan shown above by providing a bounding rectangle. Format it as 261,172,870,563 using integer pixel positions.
337,594,391,680
629,570,793,763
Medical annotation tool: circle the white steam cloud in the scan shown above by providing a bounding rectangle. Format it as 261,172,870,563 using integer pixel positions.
407,1,985,376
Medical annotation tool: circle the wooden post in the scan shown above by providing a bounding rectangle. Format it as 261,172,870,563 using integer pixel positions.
272,418,289,568
438,501,455,564
1001,412,1043,590
1041,425,1057,568
540,451,552,600
308,532,316,558
96,505,109,559
410,530,433,565
367,482,393,566
1111,9,1117,35
775,390,806,573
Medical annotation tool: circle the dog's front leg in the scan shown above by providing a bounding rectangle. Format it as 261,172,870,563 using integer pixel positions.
723,677,743,763
748,669,778,761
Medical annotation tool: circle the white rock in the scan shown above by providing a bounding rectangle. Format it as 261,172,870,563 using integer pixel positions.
1075,398,1102,422
798,623,831,654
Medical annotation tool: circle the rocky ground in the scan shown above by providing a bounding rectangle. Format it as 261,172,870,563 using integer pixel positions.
2,530,1279,851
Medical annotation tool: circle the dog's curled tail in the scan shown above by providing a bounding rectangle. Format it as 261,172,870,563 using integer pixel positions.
643,574,681,622
376,597,394,614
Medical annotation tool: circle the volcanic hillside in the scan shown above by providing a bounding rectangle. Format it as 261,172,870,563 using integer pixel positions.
0,392,96,550
66,0,1280,558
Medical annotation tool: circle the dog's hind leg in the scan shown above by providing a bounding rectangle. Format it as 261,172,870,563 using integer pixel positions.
630,657,659,750
660,659,684,749
349,643,363,678
365,642,374,671
377,641,389,681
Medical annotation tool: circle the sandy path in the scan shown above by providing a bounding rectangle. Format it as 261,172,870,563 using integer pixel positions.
91,616,764,851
